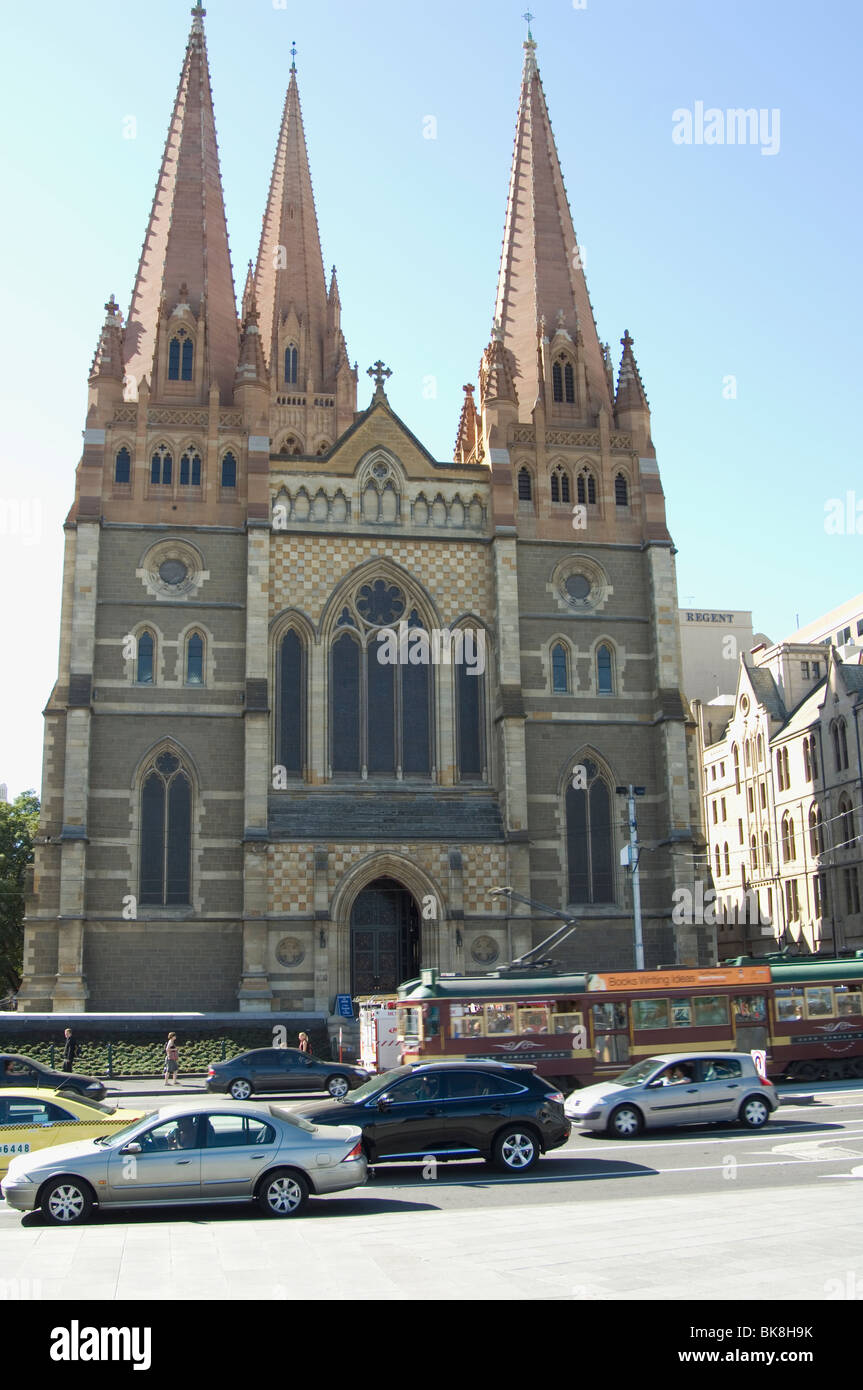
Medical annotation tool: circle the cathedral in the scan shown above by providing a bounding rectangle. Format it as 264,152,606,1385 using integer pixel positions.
19,6,704,1021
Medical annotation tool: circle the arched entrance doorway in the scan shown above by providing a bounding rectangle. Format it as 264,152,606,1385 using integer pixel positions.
350,877,420,995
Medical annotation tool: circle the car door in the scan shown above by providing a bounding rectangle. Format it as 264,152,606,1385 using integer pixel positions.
639,1062,706,1128
277,1050,314,1092
247,1050,287,1092
363,1072,448,1159
199,1112,279,1197
0,1059,40,1088
695,1058,746,1121
106,1114,203,1204
441,1071,518,1153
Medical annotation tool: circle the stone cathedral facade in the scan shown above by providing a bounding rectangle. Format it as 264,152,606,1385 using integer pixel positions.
19,8,704,1019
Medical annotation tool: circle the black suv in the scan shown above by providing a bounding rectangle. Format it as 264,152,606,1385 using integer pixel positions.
292,1061,570,1173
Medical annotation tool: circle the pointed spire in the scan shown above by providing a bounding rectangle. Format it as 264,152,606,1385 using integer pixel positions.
254,59,329,383
123,6,238,398
454,383,480,463
615,330,650,412
492,31,611,420
89,295,125,383
235,282,269,389
241,260,255,320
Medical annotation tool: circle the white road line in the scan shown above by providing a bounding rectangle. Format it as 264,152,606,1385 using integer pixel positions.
564,1123,863,1155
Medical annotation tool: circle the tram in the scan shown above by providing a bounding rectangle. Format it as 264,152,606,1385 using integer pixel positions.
392,955,863,1088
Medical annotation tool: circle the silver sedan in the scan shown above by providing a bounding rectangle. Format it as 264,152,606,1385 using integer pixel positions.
565,1052,779,1137
0,1098,366,1223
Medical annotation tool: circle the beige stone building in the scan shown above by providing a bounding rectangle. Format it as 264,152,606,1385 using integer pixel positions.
694,636,863,958
20,10,704,1023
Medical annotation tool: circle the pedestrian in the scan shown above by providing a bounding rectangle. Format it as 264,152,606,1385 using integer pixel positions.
62,1028,76,1073
298,1031,311,1055
164,1032,180,1086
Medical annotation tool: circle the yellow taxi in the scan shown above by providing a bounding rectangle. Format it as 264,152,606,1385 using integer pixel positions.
0,1090,147,1175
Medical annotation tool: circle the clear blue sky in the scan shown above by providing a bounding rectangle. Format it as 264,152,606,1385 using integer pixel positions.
0,0,860,799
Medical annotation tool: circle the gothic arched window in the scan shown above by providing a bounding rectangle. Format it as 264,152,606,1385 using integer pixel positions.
456,635,485,780
566,760,614,904
182,337,193,381
114,447,131,484
168,332,193,382
564,362,575,403
597,644,614,694
221,452,237,489
278,630,305,776
168,337,181,380
714,844,721,878
577,469,597,505
140,751,192,905
552,642,568,693
724,843,730,876
185,632,204,685
517,468,532,501
151,446,172,486
179,451,202,487
552,360,563,402
136,630,154,685
615,473,629,506
285,345,298,386
551,466,570,504
332,632,361,774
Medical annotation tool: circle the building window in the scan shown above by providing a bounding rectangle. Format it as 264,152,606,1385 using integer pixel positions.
839,797,856,850
136,630,155,685
813,661,821,679
750,835,758,873
596,644,614,694
715,845,721,878
285,345,298,386
712,799,718,825
150,446,173,486
552,357,575,405
833,719,849,772
552,643,569,694
747,785,754,813
757,734,764,764
332,632,361,773
745,740,751,769
577,469,597,505
763,831,771,871
185,632,204,686
278,630,306,776
724,843,731,875
179,451,202,487
140,751,192,906
809,805,824,856
517,468,532,501
845,867,860,916
814,874,828,917
566,761,614,904
221,452,237,489
168,332,193,382
614,473,629,506
759,781,766,809
721,796,727,819
782,746,790,786
456,646,484,780
801,661,810,679
782,813,796,863
733,745,740,793
550,467,571,503
114,447,131,484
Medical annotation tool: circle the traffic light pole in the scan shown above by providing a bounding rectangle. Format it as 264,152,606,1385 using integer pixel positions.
627,785,645,970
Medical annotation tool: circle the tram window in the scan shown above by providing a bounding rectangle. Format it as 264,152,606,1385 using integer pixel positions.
552,1011,584,1035
692,995,729,1027
400,1008,422,1040
632,999,670,1030
671,1001,692,1027
836,986,863,1017
485,1004,516,1035
423,1005,441,1038
451,1005,484,1038
775,989,805,1022
733,995,767,1023
592,1002,627,1030
594,1034,630,1064
519,1007,550,1034
805,987,834,1018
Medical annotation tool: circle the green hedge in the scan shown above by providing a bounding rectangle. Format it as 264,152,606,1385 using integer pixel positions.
0,1026,333,1077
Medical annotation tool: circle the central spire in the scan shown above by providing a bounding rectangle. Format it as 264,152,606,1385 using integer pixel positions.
492,31,611,420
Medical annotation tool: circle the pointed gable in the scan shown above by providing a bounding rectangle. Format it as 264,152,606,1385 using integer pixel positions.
123,6,238,399
493,36,611,420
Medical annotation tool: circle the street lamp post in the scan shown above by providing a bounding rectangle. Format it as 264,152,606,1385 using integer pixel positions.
617,784,646,969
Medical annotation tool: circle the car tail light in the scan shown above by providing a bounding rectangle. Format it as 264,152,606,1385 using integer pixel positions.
759,1074,773,1087
342,1140,364,1163
546,1090,564,1105
207,1067,215,1077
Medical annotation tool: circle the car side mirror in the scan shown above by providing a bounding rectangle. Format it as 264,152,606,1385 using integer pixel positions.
376,1097,391,1112
120,1142,142,1154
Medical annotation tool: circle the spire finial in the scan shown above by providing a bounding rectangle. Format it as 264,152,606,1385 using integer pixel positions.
523,10,535,41
191,3,206,33
367,360,392,399
290,39,297,72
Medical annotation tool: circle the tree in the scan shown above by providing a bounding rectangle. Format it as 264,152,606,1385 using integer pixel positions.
0,791,40,996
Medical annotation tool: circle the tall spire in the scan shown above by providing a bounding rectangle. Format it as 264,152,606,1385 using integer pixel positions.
493,29,611,420
254,54,330,385
123,5,238,399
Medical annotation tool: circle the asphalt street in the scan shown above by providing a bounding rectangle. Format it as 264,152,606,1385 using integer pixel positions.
1,1079,862,1302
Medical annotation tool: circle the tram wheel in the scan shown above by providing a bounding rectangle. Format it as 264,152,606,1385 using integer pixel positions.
796,1062,819,1081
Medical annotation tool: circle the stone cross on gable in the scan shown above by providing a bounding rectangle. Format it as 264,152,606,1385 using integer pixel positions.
367,361,392,396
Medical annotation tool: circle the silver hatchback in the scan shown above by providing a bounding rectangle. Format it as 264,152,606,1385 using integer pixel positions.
565,1052,779,1138
0,1098,366,1223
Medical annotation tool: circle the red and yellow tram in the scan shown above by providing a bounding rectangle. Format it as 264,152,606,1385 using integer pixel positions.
391,956,863,1087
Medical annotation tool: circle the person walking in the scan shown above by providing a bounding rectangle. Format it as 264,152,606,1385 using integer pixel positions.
164,1032,180,1086
297,1031,311,1055
62,1028,76,1073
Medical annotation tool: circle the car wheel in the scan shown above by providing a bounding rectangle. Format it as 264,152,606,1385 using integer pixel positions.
257,1169,309,1218
491,1127,540,1173
608,1104,643,1139
326,1074,350,1099
739,1096,770,1129
229,1078,253,1100
40,1177,94,1226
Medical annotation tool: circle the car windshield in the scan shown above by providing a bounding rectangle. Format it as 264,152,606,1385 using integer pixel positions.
97,1111,158,1145
612,1059,666,1087
345,1066,414,1103
267,1107,316,1132
67,1097,118,1115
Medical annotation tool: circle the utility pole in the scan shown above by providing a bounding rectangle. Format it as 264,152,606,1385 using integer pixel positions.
617,784,646,969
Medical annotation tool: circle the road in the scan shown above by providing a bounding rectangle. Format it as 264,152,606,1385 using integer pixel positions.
2,1080,863,1303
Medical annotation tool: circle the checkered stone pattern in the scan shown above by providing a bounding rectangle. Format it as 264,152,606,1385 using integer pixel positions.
271,536,493,624
269,846,315,913
325,844,450,897
462,847,509,912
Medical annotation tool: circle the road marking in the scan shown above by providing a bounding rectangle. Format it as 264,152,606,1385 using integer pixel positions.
564,1122,863,1156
